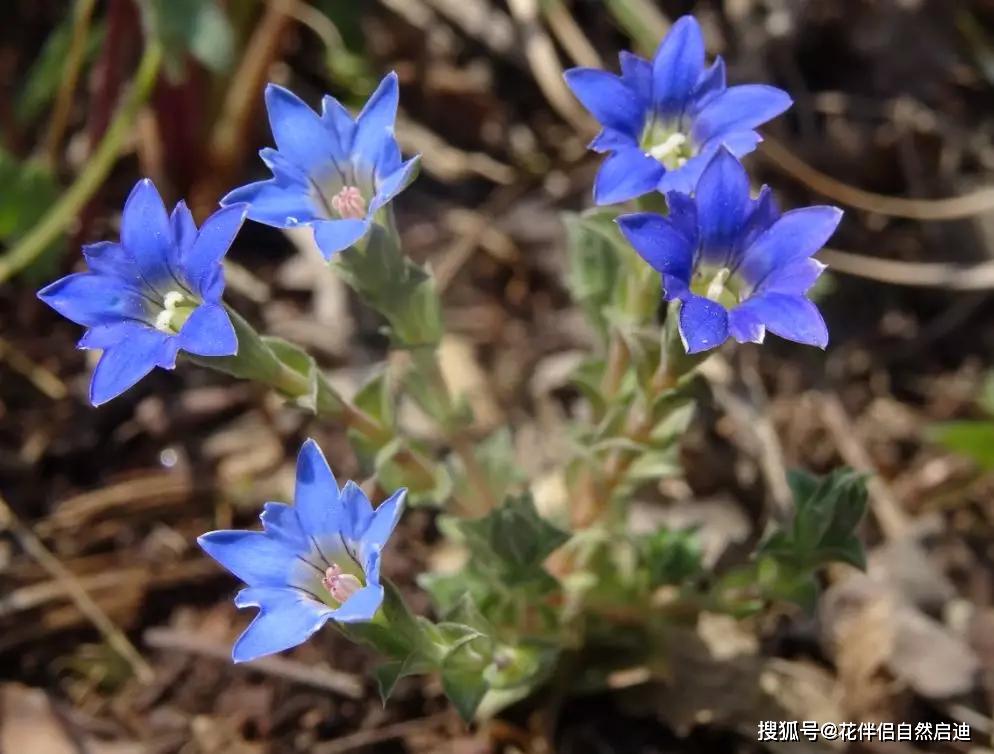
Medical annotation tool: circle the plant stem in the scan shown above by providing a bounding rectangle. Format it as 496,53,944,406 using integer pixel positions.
412,348,497,515
44,0,99,169
0,42,162,283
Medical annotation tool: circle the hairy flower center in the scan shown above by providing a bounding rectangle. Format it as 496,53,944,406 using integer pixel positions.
330,186,367,220
641,121,694,170
322,563,362,604
154,290,197,334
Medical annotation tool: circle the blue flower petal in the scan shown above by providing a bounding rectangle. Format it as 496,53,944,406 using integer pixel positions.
321,94,357,153
695,149,751,265
354,73,400,169
737,206,842,287
178,303,237,357
294,439,342,534
78,321,145,350
181,204,245,299
663,192,698,243
678,295,729,354
121,179,180,293
704,129,762,157
232,587,333,663
362,489,406,552
82,242,136,278
329,583,384,623
619,51,652,103
264,84,338,170
312,219,369,259
170,201,198,259
38,273,147,327
728,304,766,344
371,155,421,213
693,84,792,143
651,15,705,115
688,57,726,115
589,128,634,153
593,147,665,205
738,185,780,252
564,68,644,136
89,328,173,405
757,258,826,296
223,179,320,229
260,502,309,549
735,293,828,348
617,212,694,278
657,147,713,194
339,481,374,546
198,530,298,587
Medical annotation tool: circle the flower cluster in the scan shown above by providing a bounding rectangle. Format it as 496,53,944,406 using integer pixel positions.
37,180,245,405
565,15,791,202
618,149,841,353
566,15,841,353
199,439,406,662
33,19,846,679
221,74,420,259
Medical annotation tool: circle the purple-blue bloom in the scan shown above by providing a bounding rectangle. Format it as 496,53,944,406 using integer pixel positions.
37,179,244,406
564,15,792,204
198,439,406,663
618,149,842,354
221,74,420,260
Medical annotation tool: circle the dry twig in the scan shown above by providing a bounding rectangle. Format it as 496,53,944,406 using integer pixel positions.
143,627,364,698
0,493,154,683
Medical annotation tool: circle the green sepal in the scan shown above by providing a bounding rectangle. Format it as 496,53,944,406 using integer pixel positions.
261,336,323,411
335,224,442,348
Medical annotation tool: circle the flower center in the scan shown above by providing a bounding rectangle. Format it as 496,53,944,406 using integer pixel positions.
691,267,744,310
330,186,367,220
154,290,197,334
641,120,694,170
322,563,362,604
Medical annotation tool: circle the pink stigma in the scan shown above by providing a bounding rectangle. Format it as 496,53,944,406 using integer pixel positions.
322,563,362,603
330,186,367,220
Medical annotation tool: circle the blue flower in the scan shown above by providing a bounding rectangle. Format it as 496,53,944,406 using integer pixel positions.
198,439,406,663
617,149,842,354
564,15,792,204
221,74,420,260
37,179,244,405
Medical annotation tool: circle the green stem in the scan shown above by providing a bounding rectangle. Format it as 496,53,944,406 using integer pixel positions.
194,309,440,492
0,42,163,283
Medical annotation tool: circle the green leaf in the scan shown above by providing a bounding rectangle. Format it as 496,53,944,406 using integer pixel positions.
563,210,623,339
457,493,569,586
759,468,868,584
0,152,63,280
374,652,432,703
929,420,994,469
138,0,234,78
640,527,702,587
440,639,490,722
352,369,395,428
451,428,524,507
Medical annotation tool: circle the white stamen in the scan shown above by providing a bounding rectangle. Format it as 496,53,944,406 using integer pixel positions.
154,290,190,333
322,563,362,603
648,132,688,162
330,186,367,220
706,268,731,302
